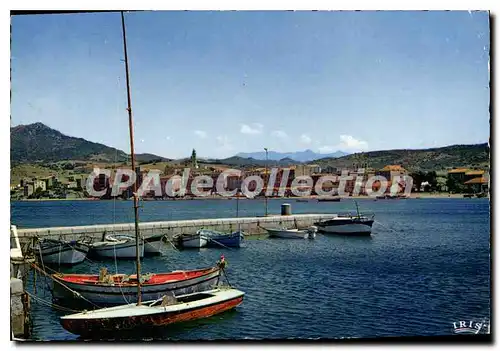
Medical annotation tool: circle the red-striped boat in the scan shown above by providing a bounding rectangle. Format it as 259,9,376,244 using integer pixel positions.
60,287,245,337
52,266,221,305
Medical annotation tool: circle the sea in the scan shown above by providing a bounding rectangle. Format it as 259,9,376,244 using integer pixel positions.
11,197,491,341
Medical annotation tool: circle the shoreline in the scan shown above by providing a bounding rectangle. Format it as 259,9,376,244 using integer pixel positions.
11,192,484,202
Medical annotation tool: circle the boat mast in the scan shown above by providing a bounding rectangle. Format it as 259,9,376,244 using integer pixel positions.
121,11,142,305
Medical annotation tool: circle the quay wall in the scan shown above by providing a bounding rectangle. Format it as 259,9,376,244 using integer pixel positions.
15,213,335,246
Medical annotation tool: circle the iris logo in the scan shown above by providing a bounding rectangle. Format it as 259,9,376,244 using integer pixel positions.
453,320,489,334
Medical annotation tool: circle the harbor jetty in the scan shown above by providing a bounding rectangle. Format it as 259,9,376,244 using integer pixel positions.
14,213,335,247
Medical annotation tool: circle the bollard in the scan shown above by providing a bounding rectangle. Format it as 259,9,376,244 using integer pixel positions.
281,203,292,216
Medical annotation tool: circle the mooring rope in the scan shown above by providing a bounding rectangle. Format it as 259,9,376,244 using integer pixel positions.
30,263,102,309
374,220,401,234
25,290,82,314
164,234,180,252
207,238,234,250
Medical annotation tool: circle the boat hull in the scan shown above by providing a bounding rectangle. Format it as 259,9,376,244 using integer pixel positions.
181,234,208,248
89,241,144,259
52,267,221,305
36,241,89,266
60,289,244,337
203,230,243,248
315,218,374,236
266,228,308,239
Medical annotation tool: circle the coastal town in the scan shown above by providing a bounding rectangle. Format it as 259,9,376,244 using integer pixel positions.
9,10,490,342
10,149,490,200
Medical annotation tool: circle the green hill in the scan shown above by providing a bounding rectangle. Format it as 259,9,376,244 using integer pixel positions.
311,143,489,172
10,123,169,165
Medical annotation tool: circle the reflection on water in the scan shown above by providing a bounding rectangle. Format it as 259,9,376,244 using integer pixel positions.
14,198,490,340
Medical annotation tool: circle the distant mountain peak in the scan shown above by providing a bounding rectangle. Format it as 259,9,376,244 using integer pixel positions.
10,122,169,164
235,149,348,162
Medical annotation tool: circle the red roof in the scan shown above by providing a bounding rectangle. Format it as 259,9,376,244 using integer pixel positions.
464,177,488,185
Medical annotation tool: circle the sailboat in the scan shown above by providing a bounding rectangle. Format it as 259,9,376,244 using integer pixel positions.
59,12,244,336
314,201,375,236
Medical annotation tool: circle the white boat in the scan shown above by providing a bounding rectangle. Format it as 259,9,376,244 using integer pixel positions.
315,201,375,236
143,234,170,255
90,234,144,259
314,215,374,236
35,239,90,266
179,233,208,248
265,226,317,239
60,287,245,337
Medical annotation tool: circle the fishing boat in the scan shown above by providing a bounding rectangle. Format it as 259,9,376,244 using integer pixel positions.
52,265,222,305
178,232,209,248
314,215,374,236
89,234,144,259
200,229,244,248
60,286,245,337
35,238,90,266
314,201,374,236
265,226,317,239
59,13,245,336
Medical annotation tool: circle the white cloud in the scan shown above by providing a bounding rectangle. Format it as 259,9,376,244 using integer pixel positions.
339,135,368,150
194,130,207,138
271,130,288,139
240,123,263,135
300,134,312,144
318,135,368,153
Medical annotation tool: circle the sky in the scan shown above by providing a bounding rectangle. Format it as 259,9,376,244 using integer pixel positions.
10,11,490,159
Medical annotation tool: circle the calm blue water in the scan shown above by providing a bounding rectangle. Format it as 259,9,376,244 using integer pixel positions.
12,198,490,340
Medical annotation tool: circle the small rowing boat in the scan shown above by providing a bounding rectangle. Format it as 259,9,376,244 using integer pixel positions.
199,229,244,248
265,226,317,239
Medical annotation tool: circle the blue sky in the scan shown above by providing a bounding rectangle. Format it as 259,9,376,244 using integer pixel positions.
11,11,490,159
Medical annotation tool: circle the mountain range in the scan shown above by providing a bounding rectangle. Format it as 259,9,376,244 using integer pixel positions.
236,149,348,162
10,123,489,172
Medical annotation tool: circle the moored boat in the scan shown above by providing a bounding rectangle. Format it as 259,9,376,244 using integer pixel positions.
265,226,317,239
89,234,144,259
52,265,221,305
315,201,374,236
35,239,90,266
200,229,244,248
179,233,208,248
60,287,245,337
314,215,374,236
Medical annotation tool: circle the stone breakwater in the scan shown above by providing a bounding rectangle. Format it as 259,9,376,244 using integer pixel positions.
15,213,336,246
